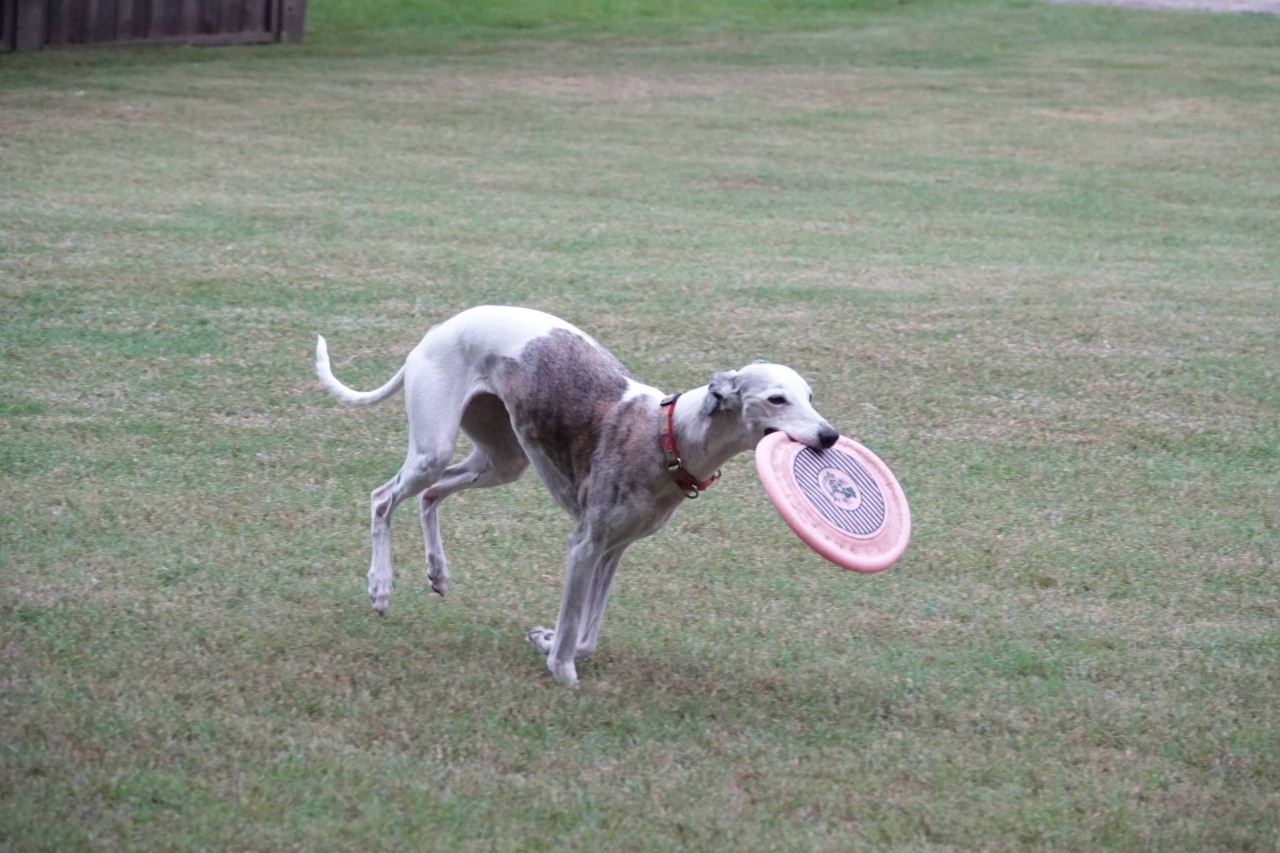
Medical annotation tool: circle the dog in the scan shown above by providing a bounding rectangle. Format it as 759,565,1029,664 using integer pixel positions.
316,306,838,685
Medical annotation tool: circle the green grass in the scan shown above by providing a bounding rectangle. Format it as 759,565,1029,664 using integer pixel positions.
305,0,918,40
2,0,1278,849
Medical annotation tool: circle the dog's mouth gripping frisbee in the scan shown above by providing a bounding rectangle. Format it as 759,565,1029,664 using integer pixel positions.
755,431,910,573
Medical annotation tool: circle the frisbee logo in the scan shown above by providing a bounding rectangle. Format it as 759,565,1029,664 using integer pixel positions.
819,468,862,511
791,449,886,538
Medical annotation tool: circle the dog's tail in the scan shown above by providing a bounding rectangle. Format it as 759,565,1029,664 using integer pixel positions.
315,335,406,407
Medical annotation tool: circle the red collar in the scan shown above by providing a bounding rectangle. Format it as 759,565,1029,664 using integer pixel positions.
659,394,719,499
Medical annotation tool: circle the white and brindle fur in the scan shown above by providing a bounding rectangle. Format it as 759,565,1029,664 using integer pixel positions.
316,306,838,686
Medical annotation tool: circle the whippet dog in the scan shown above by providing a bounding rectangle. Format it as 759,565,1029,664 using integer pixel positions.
316,306,838,685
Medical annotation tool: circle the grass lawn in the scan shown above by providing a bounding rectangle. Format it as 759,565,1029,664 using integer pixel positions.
2,0,1277,848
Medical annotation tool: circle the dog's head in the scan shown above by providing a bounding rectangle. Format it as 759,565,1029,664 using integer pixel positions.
703,361,839,451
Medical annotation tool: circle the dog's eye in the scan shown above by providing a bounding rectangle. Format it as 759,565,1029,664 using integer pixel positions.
768,395,787,406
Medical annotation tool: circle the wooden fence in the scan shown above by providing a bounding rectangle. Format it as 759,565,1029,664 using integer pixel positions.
2,0,305,51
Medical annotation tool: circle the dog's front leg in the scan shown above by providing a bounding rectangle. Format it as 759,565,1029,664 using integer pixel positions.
576,550,623,659
528,526,602,686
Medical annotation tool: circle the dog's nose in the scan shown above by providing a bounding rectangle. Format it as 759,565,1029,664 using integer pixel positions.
817,426,839,450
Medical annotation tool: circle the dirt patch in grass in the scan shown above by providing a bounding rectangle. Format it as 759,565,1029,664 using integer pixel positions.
491,72,729,101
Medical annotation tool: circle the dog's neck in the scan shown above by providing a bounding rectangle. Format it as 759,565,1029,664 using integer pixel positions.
668,386,758,484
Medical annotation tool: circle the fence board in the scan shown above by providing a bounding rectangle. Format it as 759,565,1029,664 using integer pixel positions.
14,0,46,49
2,0,11,45
198,0,216,35
47,0,70,44
116,0,133,39
281,0,299,41
131,0,151,39
92,0,118,43
217,0,236,34
241,0,259,33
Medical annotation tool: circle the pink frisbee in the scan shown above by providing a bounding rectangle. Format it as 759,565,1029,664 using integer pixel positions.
755,432,911,573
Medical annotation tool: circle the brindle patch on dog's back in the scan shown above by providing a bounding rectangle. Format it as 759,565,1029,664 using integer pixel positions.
491,328,633,489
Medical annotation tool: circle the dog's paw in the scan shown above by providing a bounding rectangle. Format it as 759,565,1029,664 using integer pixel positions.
426,555,450,597
547,656,579,687
528,630,580,686
525,626,555,655
368,571,391,615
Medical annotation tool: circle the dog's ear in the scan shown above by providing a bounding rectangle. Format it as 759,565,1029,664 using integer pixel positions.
704,370,740,415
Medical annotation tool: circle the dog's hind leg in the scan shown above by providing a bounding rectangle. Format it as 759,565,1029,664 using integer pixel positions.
369,462,444,615
419,393,528,596
369,368,466,614
418,446,525,596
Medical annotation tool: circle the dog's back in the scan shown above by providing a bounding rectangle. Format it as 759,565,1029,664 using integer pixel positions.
412,307,661,515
